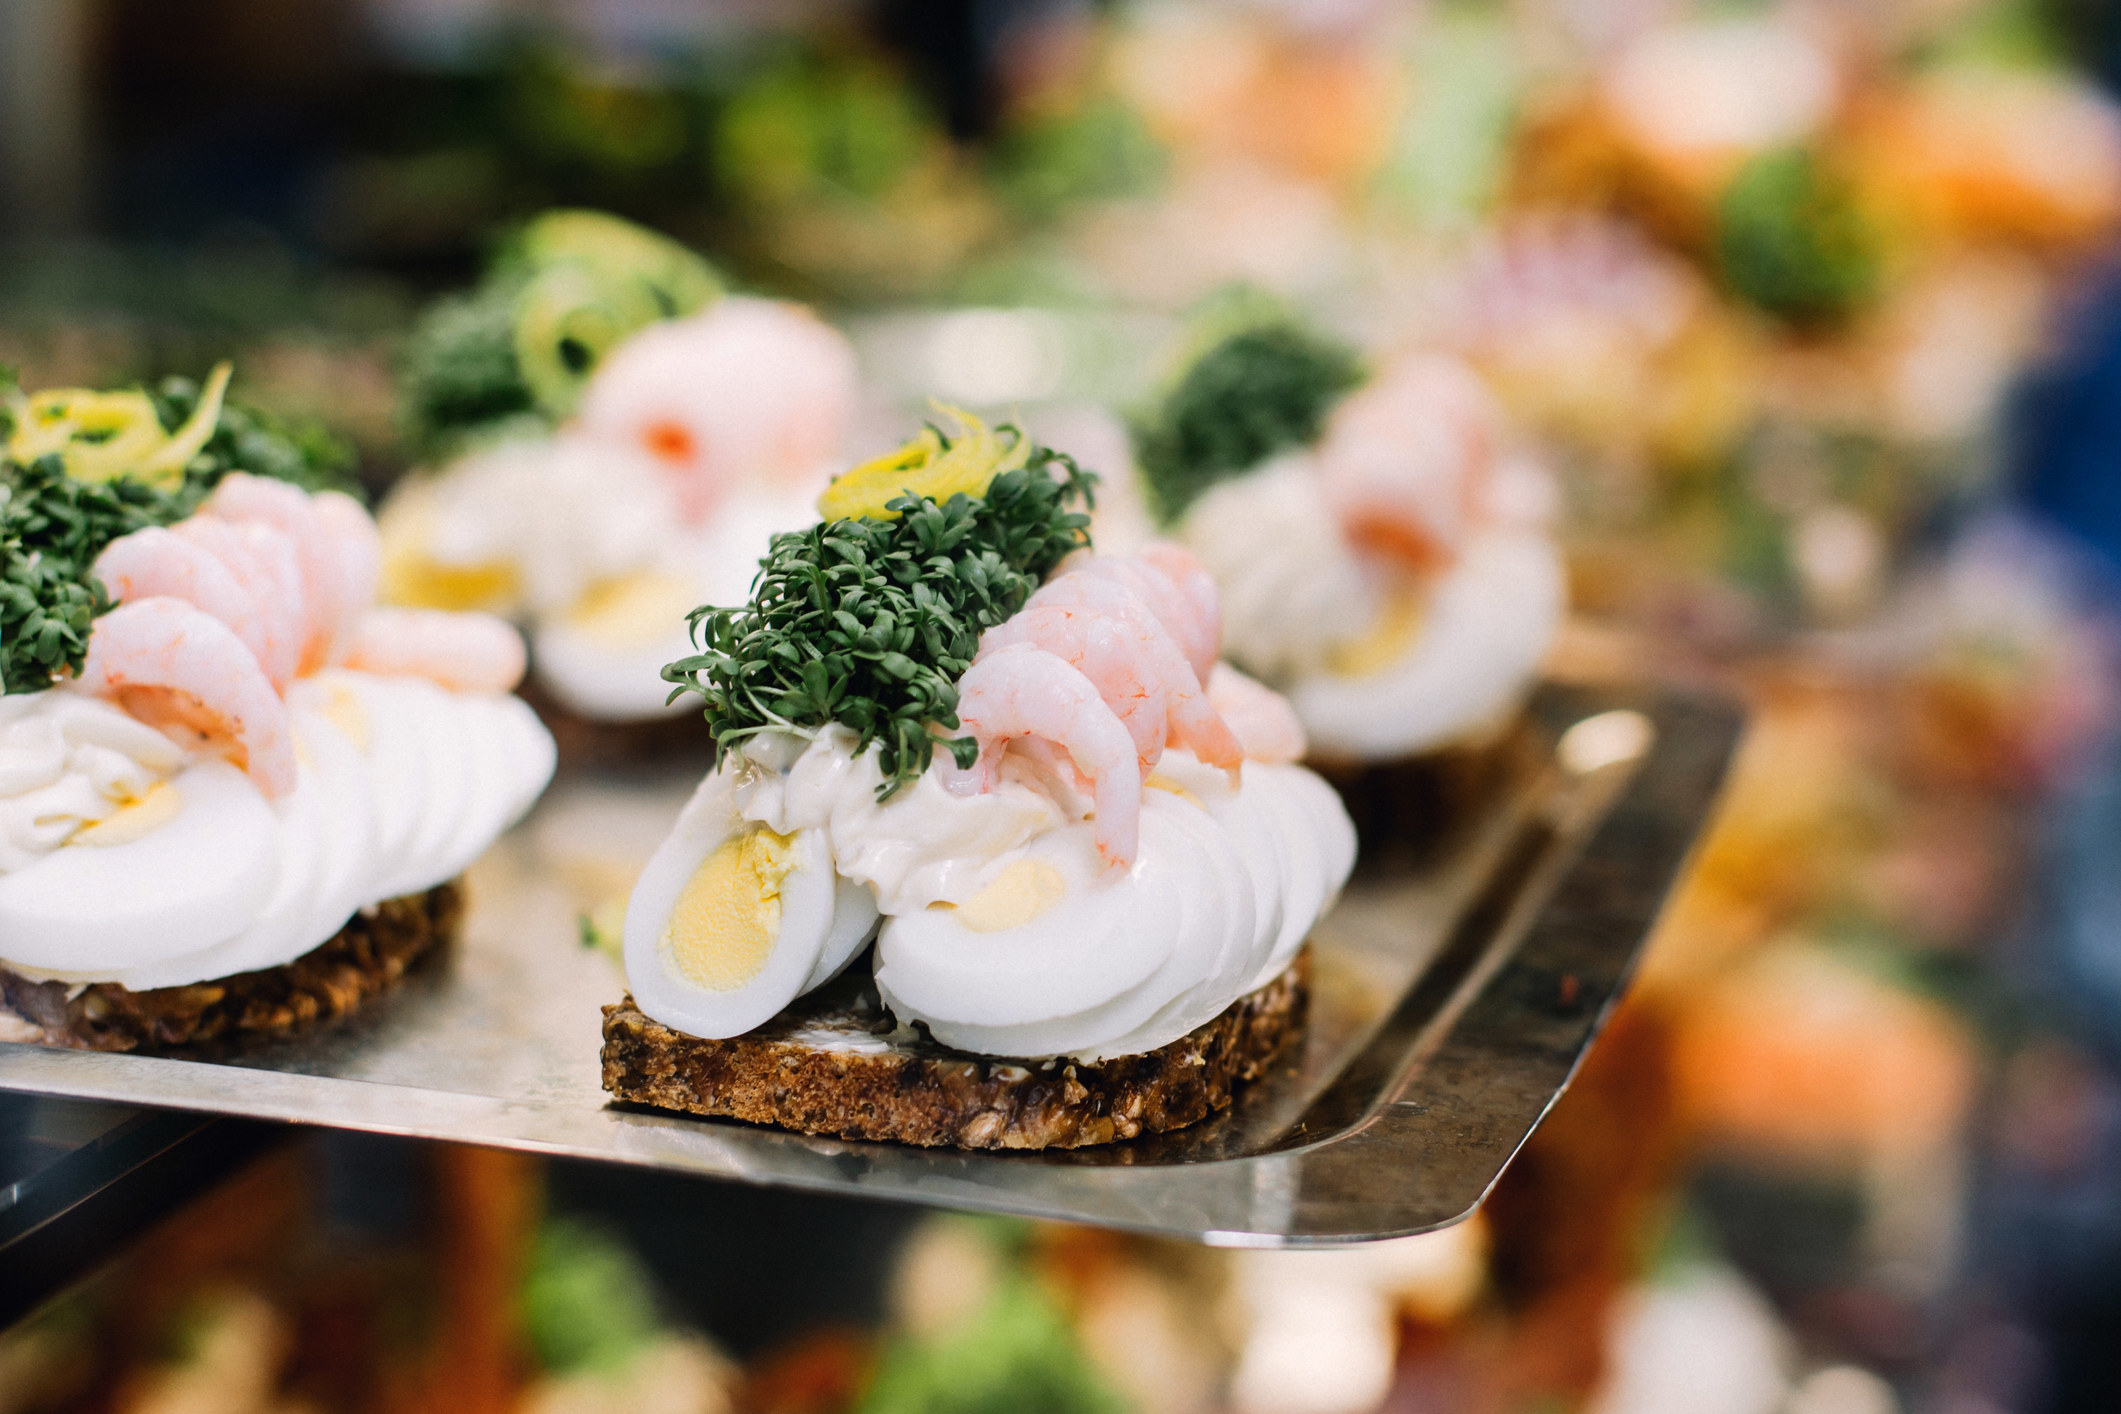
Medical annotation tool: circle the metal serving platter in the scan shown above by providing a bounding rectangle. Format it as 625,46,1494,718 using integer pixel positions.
0,683,1739,1247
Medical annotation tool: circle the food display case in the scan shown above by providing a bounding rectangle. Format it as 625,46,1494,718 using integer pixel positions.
5,1,2121,1411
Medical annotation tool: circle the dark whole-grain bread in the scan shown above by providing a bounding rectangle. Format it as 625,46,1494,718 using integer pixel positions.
0,882,462,1054
601,951,1308,1150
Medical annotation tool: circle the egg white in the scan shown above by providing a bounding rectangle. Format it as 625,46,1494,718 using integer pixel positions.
111,710,371,990
623,774,879,1040
0,759,277,974
535,487,819,722
388,677,477,899
534,617,696,722
873,819,1184,1036
344,672,437,900
1292,527,1564,759
428,693,557,884
1241,762,1357,990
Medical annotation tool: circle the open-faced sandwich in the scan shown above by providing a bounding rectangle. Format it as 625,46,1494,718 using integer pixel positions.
382,210,861,749
600,410,1355,1149
1132,319,1564,767
0,367,555,1051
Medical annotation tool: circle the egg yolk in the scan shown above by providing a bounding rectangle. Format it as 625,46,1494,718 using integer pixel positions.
71,781,182,848
1326,580,1427,679
1144,773,1204,809
945,858,1067,933
661,826,799,991
318,683,372,751
566,571,701,648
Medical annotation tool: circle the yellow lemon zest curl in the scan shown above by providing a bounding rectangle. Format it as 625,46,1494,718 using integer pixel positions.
815,403,1032,522
6,362,233,489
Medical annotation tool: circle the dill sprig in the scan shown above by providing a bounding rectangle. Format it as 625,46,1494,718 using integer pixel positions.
663,443,1096,799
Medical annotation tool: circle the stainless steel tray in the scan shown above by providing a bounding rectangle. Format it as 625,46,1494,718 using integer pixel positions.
0,684,1739,1247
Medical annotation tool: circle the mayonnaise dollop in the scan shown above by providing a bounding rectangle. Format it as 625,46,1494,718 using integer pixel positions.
0,692,185,871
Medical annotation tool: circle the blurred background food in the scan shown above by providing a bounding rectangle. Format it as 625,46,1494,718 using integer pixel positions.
9,0,2121,1409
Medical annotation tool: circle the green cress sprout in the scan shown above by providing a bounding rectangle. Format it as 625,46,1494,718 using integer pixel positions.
662,415,1096,800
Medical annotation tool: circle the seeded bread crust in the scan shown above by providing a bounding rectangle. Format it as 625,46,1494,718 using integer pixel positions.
600,951,1308,1150
0,881,462,1054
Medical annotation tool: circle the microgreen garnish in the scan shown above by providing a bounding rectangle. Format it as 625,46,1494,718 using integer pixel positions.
0,371,357,694
663,441,1096,799
1134,323,1363,521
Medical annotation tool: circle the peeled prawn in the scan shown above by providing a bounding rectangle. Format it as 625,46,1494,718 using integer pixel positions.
1009,573,1245,781
77,597,296,796
1206,664,1307,764
981,596,1171,777
1316,354,1502,572
950,643,1142,869
170,516,308,689
311,491,384,654
207,474,360,673
343,608,527,693
1137,544,1224,677
92,527,288,688
1060,548,1221,683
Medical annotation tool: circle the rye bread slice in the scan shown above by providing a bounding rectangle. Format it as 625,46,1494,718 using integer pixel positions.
601,950,1308,1150
0,881,462,1054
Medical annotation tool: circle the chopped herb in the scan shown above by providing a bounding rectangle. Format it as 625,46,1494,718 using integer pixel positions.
398,286,538,447
1134,323,1364,521
663,436,1095,799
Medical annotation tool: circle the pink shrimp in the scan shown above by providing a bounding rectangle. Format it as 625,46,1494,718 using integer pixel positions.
1316,354,1502,573
1137,543,1224,676
1060,549,1221,683
1206,664,1307,764
949,643,1142,869
91,527,288,688
169,516,307,689
342,608,527,693
206,474,355,674
310,491,383,661
77,597,297,796
1007,573,1245,781
981,595,1171,778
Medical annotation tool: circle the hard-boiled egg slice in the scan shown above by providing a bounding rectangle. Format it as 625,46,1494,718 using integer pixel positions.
334,671,433,899
0,759,276,974
1107,786,1265,1051
874,821,1182,1036
1241,762,1357,990
802,873,886,994
388,677,477,900
1292,527,1563,758
1147,751,1286,978
624,776,877,1040
876,835,1199,1059
532,572,700,721
429,693,556,884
